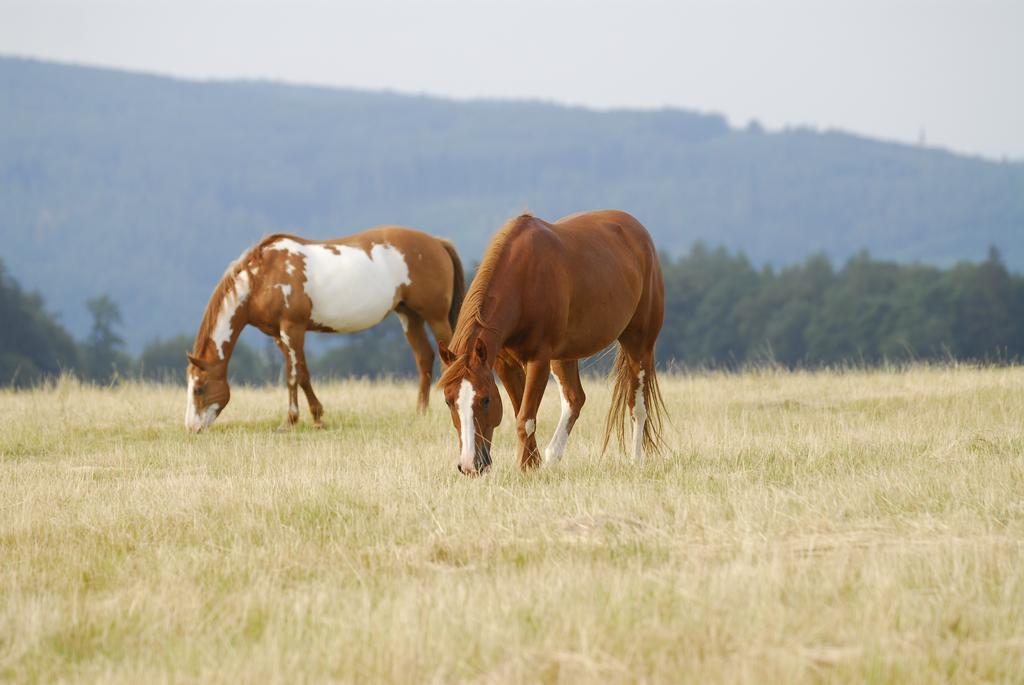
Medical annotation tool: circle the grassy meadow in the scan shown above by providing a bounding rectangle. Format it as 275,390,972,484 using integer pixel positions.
1,367,1023,683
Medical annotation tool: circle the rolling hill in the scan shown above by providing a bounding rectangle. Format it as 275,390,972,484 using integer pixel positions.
2,56,1022,349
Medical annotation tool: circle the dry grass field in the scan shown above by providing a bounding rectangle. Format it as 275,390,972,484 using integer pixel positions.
1,367,1023,683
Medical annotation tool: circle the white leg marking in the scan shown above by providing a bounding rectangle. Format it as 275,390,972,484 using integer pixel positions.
524,418,536,437
396,311,410,333
457,379,476,471
632,370,647,462
544,375,572,466
280,331,299,385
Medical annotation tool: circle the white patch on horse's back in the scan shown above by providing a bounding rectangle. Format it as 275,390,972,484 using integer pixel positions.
211,269,251,360
632,370,647,462
271,238,305,257
457,379,476,470
544,375,572,466
280,331,299,385
276,283,292,308
268,239,410,333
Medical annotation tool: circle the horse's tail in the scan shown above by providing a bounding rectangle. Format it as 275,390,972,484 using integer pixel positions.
602,346,667,455
439,238,466,330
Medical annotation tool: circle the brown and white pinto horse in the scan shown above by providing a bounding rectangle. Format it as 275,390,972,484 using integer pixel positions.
438,210,666,474
186,226,464,432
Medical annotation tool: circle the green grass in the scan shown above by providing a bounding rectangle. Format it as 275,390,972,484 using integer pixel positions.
1,368,1023,683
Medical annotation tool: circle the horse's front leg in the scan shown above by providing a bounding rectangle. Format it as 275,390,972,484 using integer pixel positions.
495,354,526,417
299,378,323,428
516,359,551,470
275,325,304,428
294,346,324,428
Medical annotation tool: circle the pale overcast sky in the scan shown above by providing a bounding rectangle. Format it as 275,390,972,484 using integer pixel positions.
2,0,1021,160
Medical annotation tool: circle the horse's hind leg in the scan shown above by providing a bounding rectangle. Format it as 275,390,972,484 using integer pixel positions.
545,360,586,466
425,316,454,350
619,338,656,462
397,309,435,412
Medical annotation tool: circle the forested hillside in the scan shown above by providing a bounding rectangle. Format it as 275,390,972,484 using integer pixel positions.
2,57,1023,349
3,246,1023,388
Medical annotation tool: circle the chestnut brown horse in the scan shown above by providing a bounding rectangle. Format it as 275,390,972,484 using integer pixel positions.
438,210,666,474
186,226,464,432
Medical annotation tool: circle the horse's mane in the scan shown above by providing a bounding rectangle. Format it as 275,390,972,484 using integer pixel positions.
191,233,292,356
438,213,534,385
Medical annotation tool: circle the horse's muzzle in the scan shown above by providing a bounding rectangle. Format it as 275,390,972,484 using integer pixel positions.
457,444,492,476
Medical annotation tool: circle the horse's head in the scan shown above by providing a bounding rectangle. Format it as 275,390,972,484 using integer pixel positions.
185,353,230,432
439,338,502,475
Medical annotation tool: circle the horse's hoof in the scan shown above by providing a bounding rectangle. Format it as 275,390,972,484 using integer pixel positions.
519,455,543,470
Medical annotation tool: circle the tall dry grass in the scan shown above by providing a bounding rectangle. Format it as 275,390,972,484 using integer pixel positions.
1,367,1023,683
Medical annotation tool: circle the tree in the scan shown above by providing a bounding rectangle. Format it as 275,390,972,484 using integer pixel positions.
0,259,80,386
948,247,1022,361
83,295,132,382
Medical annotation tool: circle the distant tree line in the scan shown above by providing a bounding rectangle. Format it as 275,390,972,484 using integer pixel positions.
658,244,1024,367
2,246,1023,388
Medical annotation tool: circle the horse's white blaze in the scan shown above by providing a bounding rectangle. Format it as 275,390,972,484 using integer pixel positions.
269,239,411,333
185,374,220,432
544,375,572,465
457,379,476,471
211,269,251,360
280,330,298,385
632,370,647,462
185,375,202,432
276,283,292,308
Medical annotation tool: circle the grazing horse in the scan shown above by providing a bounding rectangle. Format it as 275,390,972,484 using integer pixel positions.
438,210,666,475
185,226,465,432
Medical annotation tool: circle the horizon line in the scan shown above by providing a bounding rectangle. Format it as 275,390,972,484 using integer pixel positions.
3,52,1020,166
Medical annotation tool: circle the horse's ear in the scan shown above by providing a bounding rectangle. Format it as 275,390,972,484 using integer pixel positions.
438,340,456,365
186,353,210,370
472,338,488,365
